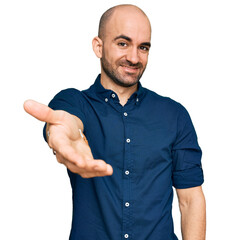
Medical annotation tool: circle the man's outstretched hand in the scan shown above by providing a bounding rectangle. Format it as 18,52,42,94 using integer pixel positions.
23,100,113,178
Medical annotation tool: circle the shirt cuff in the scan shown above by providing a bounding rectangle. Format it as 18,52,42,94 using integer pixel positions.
172,167,204,189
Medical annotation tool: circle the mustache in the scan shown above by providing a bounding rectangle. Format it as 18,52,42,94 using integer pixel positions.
119,60,143,69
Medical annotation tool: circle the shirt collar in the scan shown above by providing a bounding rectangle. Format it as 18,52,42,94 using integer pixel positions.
90,74,146,103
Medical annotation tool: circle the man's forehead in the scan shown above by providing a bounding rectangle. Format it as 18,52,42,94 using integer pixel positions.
106,19,151,43
105,10,151,40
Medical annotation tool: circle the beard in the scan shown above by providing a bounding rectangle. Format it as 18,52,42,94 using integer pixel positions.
101,54,146,88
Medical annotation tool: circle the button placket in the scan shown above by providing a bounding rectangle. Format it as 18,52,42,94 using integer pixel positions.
122,106,132,240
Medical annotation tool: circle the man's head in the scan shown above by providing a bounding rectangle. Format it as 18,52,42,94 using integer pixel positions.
93,4,151,88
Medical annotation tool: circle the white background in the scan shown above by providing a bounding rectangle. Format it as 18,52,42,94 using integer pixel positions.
0,0,229,239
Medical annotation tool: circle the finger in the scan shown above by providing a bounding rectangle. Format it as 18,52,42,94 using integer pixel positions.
61,149,113,176
23,100,64,124
61,154,113,178
88,160,113,175
105,164,113,175
49,141,113,176
82,165,113,178
54,149,84,173
93,164,113,177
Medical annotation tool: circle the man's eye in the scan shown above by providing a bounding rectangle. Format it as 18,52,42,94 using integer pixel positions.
140,46,149,51
118,42,127,47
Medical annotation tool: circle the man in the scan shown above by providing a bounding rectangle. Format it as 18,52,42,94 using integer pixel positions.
24,4,206,240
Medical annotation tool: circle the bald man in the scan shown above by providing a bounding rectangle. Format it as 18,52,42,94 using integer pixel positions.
24,4,206,240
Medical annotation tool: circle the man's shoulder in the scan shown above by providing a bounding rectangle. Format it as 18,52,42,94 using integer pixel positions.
144,87,183,111
49,88,87,108
51,88,86,101
55,88,83,96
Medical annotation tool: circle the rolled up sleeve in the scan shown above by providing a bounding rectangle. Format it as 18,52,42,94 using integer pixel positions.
172,105,204,189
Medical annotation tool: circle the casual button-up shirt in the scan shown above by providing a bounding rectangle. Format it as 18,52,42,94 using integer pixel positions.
44,74,204,240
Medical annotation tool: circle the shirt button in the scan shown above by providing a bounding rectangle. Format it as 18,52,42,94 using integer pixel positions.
136,98,139,102
125,202,130,207
125,170,130,175
111,93,116,98
124,234,129,239
126,138,131,143
105,98,108,102
124,112,128,117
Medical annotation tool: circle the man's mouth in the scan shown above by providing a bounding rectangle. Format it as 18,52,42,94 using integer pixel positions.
121,65,139,73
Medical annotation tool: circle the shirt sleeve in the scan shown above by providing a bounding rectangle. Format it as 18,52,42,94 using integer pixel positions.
172,104,204,189
43,88,86,142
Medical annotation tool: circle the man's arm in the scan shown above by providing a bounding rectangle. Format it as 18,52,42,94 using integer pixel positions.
24,99,113,178
176,186,206,240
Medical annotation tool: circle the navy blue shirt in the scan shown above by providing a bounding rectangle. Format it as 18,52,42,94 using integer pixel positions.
45,74,204,240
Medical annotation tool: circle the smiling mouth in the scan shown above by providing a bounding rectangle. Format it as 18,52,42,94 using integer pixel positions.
121,65,139,69
121,66,139,73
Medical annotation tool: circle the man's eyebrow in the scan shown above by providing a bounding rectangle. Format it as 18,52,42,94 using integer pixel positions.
142,42,151,48
114,35,132,42
114,34,151,48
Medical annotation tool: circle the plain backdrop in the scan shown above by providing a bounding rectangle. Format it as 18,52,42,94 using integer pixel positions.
0,0,229,239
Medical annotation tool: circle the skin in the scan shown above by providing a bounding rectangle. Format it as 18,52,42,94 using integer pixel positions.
23,100,113,178
24,4,206,238
92,5,151,106
177,186,206,240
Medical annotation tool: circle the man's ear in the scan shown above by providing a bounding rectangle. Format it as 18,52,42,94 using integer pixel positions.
92,37,103,58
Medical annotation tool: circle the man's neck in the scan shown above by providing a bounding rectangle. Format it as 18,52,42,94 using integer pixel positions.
100,74,138,106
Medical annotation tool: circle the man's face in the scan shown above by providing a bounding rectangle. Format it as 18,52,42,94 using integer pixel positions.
100,8,151,88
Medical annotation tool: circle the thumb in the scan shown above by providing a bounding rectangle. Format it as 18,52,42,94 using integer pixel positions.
24,99,61,124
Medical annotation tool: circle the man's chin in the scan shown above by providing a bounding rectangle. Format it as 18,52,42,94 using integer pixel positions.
115,76,140,88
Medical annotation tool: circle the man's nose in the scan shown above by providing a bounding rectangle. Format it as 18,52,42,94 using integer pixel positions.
126,47,140,65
